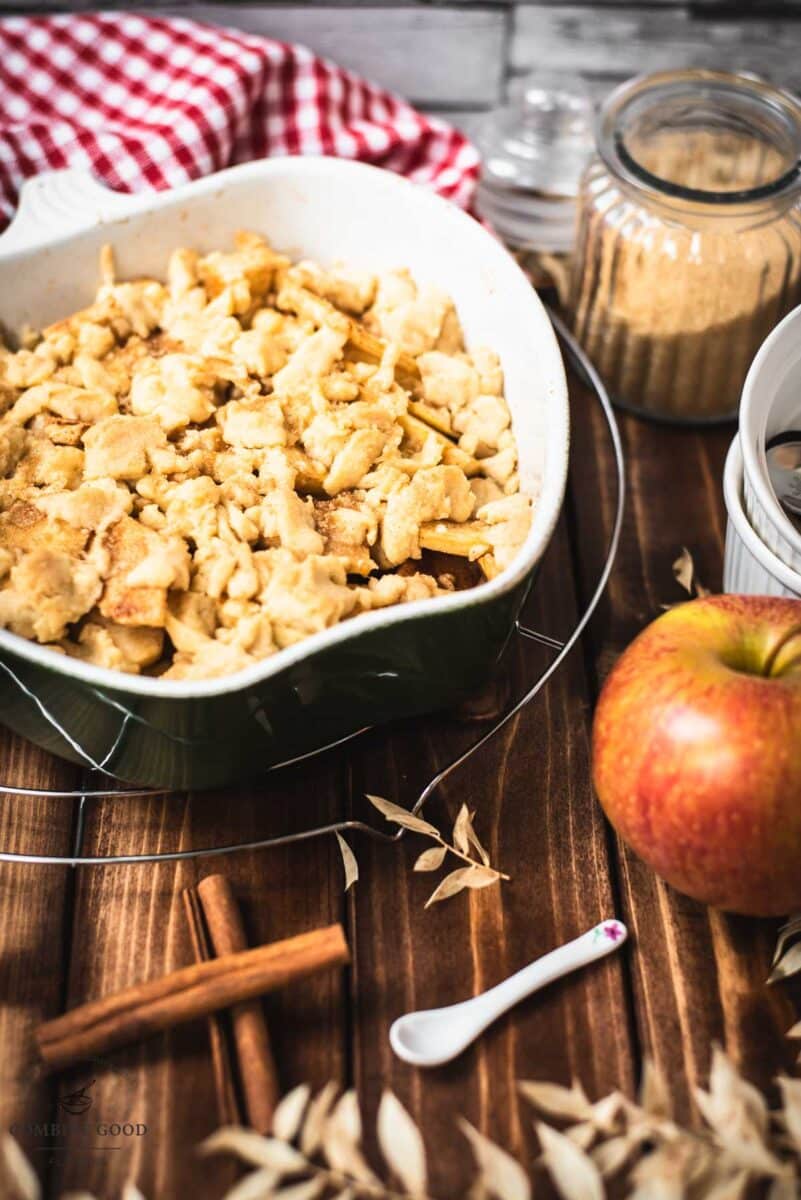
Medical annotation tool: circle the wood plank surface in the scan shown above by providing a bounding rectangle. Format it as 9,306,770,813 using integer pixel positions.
6,2,801,122
511,6,801,93
50,756,348,1199
158,5,507,107
0,1,798,1192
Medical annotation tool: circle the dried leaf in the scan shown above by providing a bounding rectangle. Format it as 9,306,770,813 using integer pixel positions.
639,1058,672,1120
0,1133,40,1200
710,1044,769,1134
222,1169,282,1200
300,1083,339,1158
335,834,359,892
772,913,801,967
461,865,502,888
273,1084,312,1143
779,1076,801,1153
673,547,695,595
628,1136,711,1197
328,1090,362,1145
590,1091,625,1133
322,1092,379,1187
735,1080,771,1140
788,1021,801,1040
536,1122,604,1200
200,1129,307,1173
376,1090,428,1196
425,865,498,908
425,868,473,906
517,1079,594,1123
414,845,448,872
565,1123,596,1151
591,1133,638,1178
453,804,472,855
672,547,710,599
694,1082,782,1176
321,1132,377,1186
464,813,491,867
366,793,440,838
769,940,801,984
459,1119,531,1200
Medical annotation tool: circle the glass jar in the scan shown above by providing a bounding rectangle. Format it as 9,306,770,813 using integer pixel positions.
570,70,801,423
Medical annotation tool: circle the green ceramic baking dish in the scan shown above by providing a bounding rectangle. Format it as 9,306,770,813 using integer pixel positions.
0,159,569,788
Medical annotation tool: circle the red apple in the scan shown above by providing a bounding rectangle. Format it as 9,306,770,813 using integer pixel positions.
592,594,801,915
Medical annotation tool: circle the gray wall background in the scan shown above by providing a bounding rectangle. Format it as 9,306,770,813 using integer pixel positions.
4,2,801,141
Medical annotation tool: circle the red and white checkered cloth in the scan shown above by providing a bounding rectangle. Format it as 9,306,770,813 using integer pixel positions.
0,12,479,228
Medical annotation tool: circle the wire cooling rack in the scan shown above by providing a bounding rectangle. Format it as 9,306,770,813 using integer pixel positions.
0,313,624,867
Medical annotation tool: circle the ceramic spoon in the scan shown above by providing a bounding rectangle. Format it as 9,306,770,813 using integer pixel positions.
389,919,628,1068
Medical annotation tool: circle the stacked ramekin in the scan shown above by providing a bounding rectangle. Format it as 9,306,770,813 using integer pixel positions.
724,305,801,598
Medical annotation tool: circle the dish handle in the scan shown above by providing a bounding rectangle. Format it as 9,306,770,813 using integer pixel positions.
0,169,141,257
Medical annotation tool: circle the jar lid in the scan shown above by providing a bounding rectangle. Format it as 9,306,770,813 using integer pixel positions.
474,73,594,251
476,72,595,199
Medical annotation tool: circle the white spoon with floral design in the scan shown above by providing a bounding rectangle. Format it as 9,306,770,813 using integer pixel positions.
390,919,627,1068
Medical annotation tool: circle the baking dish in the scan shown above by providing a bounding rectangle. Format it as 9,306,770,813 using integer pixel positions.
0,159,569,788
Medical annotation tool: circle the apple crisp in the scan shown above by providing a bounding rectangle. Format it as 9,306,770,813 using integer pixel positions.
0,234,531,680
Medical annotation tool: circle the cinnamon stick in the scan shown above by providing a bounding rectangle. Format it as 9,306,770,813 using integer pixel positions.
198,875,280,1133
36,924,348,1073
182,887,242,1127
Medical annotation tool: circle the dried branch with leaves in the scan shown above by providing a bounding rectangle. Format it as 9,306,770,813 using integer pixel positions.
11,1049,801,1200
166,1084,526,1200
170,1059,801,1200
201,1084,530,1200
520,1048,801,1198
339,795,509,908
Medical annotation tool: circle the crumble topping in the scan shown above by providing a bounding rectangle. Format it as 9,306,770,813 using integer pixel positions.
0,233,532,679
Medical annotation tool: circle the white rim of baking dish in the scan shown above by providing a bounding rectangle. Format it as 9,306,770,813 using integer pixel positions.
724,433,801,593
739,301,801,559
0,158,570,700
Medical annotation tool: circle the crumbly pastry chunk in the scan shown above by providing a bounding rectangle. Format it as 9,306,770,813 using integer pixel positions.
0,235,532,678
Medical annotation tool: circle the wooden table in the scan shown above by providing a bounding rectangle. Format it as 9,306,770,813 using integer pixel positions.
1,360,800,1199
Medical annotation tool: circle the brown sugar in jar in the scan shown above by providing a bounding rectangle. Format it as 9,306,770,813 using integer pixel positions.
570,71,801,423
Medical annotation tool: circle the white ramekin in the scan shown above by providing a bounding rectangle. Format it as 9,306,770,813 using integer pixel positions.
723,435,801,599
739,303,801,573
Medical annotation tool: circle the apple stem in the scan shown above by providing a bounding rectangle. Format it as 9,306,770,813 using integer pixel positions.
763,624,801,678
